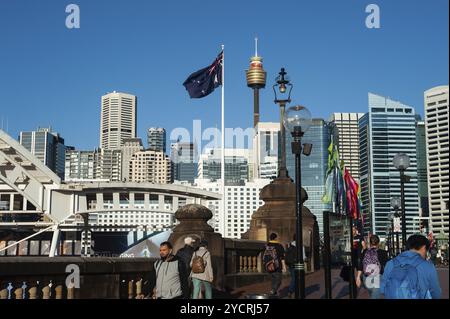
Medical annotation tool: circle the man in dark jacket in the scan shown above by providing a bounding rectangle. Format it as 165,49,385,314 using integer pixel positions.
176,236,196,274
152,241,189,299
356,234,389,299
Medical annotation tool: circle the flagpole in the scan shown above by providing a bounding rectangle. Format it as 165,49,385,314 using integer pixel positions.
221,44,226,237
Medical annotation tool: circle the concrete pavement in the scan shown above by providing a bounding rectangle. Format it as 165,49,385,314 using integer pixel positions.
229,267,449,299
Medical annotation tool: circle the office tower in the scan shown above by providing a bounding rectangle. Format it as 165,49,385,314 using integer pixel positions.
100,91,137,150
19,127,66,179
359,93,419,238
285,119,335,233
65,148,122,182
129,150,171,184
424,85,449,235
147,127,166,153
198,148,250,185
252,122,279,180
329,113,365,181
170,142,197,183
416,119,429,231
193,178,270,238
120,138,144,181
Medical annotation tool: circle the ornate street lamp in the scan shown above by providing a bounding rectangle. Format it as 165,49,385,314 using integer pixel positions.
273,68,293,178
393,153,410,249
284,105,312,299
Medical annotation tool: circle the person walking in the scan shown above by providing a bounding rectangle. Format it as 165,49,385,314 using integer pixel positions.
190,240,213,299
356,234,389,299
176,236,196,274
263,233,286,297
152,241,189,299
381,234,442,299
285,234,306,299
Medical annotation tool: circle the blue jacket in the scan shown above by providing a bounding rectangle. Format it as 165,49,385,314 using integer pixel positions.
380,251,442,299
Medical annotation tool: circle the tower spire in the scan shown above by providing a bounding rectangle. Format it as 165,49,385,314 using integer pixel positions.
255,37,258,57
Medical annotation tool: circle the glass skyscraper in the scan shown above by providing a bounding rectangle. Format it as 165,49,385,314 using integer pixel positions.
198,149,250,186
19,127,67,180
286,119,335,233
359,93,420,238
170,142,198,183
416,119,429,230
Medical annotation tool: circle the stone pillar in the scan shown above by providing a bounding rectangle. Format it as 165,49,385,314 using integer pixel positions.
243,177,318,271
168,204,225,291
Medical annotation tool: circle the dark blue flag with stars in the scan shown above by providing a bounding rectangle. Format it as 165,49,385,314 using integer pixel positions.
183,51,223,99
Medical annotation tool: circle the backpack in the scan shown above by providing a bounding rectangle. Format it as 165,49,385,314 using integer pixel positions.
384,258,429,299
362,248,381,277
263,244,280,273
285,245,296,266
191,251,207,274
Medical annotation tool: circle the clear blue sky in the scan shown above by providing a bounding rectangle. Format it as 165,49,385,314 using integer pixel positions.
0,0,448,150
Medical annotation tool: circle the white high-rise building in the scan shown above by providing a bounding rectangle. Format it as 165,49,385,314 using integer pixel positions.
65,149,122,182
329,113,364,181
252,122,279,180
424,85,449,235
129,150,171,184
359,93,420,238
100,92,137,150
191,178,270,238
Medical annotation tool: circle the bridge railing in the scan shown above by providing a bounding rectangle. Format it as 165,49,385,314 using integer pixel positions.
0,257,155,299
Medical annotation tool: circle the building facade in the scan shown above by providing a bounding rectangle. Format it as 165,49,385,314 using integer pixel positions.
192,178,270,238
100,91,137,150
424,85,449,235
359,93,420,238
120,138,144,182
147,127,166,153
286,119,334,233
198,148,250,185
65,148,122,182
19,127,66,180
252,122,279,180
170,142,197,183
329,113,365,181
415,119,429,231
129,150,171,184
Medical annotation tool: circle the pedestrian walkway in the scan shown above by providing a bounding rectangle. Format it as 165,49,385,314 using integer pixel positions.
228,267,449,299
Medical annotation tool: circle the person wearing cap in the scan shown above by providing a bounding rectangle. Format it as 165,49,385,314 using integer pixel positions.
190,240,213,299
176,236,196,274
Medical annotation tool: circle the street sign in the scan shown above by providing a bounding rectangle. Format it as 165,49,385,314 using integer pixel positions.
393,217,401,233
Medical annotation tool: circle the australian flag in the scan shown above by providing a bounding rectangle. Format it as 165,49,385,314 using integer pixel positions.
183,51,223,99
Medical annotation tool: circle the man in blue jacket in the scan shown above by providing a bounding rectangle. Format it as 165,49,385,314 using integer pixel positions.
381,234,442,299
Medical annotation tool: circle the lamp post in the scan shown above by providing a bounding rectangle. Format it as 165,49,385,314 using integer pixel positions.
393,153,410,250
273,68,293,179
388,213,394,257
284,105,312,300
391,197,401,255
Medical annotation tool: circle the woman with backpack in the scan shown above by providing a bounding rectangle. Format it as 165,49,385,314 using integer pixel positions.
190,240,213,299
356,234,389,299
